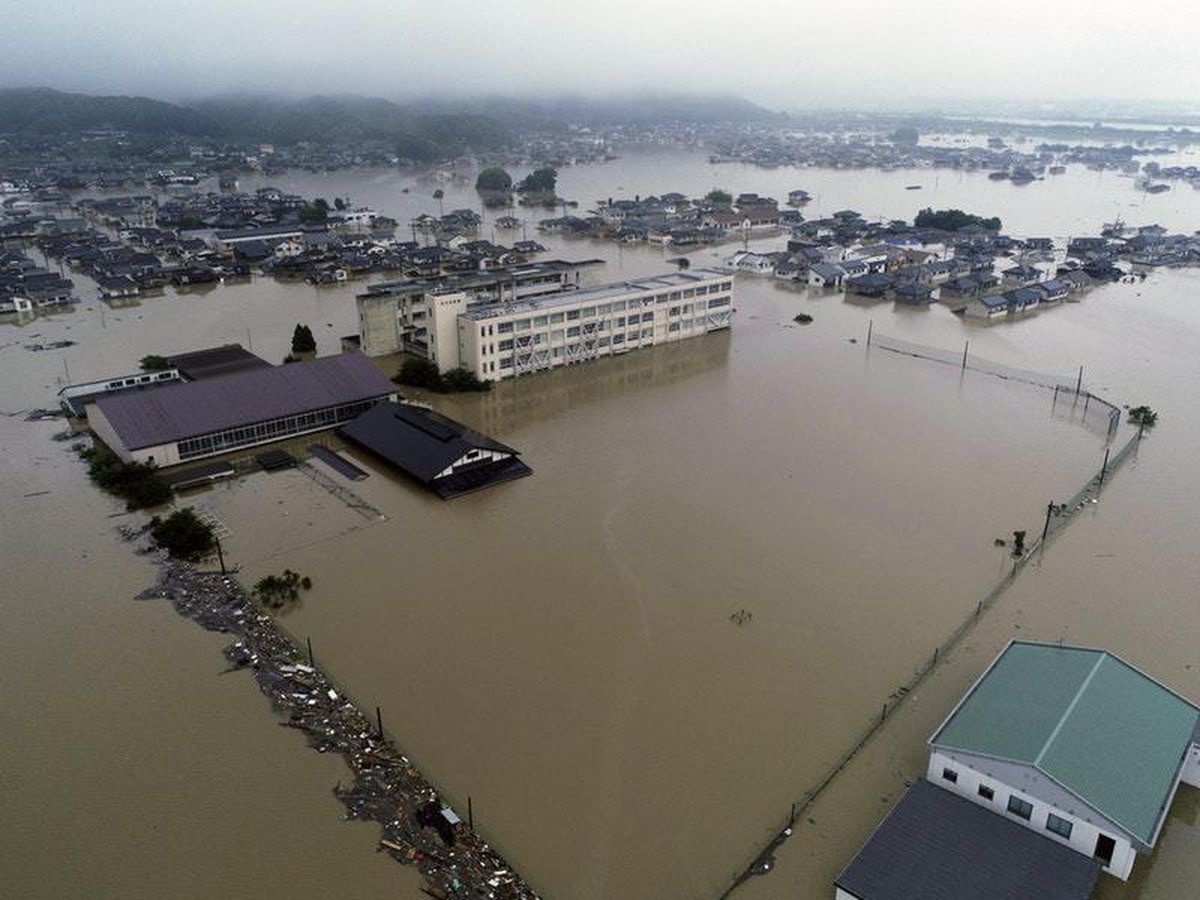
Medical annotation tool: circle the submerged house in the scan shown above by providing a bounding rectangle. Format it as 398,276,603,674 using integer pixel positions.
928,641,1200,881
836,641,1200,899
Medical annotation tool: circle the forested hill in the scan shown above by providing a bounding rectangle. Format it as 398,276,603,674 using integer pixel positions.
0,87,221,136
0,88,781,159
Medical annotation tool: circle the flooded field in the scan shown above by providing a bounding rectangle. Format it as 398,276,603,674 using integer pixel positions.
4,150,1200,899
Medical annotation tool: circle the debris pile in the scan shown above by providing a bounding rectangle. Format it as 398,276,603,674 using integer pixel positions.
137,563,539,900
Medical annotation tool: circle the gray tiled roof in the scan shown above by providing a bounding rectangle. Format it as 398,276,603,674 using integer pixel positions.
93,354,394,450
835,780,1100,900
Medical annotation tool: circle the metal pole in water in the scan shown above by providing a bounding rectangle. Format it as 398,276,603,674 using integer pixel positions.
376,705,384,737
961,341,969,372
1083,393,1091,416
214,533,226,575
468,796,474,831
307,636,314,666
1099,447,1111,488
1041,501,1054,543
1075,366,1083,396
866,319,873,347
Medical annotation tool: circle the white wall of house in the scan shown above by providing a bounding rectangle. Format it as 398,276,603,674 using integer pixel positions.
1181,743,1200,787
834,887,861,900
928,750,1137,880
435,448,511,479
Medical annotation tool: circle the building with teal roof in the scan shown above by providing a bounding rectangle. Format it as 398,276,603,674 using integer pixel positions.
927,640,1200,881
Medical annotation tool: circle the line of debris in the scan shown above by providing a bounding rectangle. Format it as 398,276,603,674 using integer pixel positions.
137,561,539,900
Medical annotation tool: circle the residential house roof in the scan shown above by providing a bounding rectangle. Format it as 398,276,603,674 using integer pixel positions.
930,641,1200,846
836,779,1100,900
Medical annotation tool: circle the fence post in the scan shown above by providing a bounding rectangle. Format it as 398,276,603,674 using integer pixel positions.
1099,447,1111,488
961,340,969,372
1041,501,1054,543
866,319,873,347
1075,366,1083,396
1083,393,1091,416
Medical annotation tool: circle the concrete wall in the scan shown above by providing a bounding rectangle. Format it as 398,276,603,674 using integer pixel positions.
428,292,467,372
1181,743,1200,788
928,751,1137,880
834,887,861,900
357,293,403,357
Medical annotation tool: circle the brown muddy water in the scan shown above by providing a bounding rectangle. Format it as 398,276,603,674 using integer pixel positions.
3,150,1200,899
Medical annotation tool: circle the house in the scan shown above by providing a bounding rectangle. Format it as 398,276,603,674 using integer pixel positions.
834,779,1100,900
773,259,806,281
1001,263,1046,287
846,273,893,298
1005,286,1042,313
97,275,140,300
1037,279,1069,304
892,281,934,305
928,641,1200,881
808,262,846,289
272,238,305,259
964,293,1010,320
727,250,776,275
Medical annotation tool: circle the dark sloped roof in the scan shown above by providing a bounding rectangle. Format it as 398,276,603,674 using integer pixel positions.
835,780,1100,900
94,354,394,450
166,344,270,381
340,401,516,484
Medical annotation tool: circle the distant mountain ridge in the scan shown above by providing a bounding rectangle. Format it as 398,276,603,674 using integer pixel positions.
0,87,781,159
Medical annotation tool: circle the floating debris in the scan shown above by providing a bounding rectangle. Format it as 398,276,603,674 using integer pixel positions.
137,561,541,900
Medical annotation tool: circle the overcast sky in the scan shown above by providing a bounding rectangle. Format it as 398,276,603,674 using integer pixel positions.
5,0,1200,112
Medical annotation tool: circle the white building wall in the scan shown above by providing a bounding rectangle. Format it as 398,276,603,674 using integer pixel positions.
428,292,468,372
456,274,733,381
928,750,1137,880
834,887,861,900
1181,743,1200,787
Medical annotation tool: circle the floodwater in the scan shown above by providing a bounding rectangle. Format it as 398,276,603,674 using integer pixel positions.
3,149,1200,900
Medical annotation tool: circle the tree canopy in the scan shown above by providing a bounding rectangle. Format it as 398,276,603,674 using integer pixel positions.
891,125,920,145
705,188,733,206
518,168,557,195
914,207,1002,232
475,167,514,192
149,508,214,561
291,324,316,354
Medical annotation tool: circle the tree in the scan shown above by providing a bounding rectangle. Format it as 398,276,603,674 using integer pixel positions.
433,188,444,217
891,125,920,145
705,188,733,206
300,198,328,224
475,167,513,192
334,197,346,211
440,367,491,393
914,208,1002,232
140,354,170,371
253,568,311,611
82,444,172,510
291,324,316,354
149,508,214,561
517,168,557,195
394,356,443,390
1129,405,1158,427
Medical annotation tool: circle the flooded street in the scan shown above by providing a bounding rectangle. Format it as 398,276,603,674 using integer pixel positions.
4,150,1200,899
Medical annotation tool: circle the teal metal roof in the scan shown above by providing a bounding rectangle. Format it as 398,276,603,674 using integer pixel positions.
932,641,1199,845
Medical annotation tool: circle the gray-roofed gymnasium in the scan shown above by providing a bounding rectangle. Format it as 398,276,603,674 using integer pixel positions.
89,354,396,467
835,779,1100,900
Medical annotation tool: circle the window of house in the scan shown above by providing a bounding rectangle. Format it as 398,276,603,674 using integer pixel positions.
549,312,565,324
567,326,580,337
641,311,654,323
1046,813,1073,840
566,309,579,320
1007,796,1033,820
978,784,994,801
941,767,958,784
497,321,513,333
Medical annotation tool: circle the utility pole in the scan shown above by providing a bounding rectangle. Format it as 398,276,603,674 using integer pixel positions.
214,532,226,575
1041,502,1055,544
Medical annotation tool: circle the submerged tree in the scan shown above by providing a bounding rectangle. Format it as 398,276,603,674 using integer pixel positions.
1129,405,1158,427
291,323,316,354
254,569,312,611
149,508,214,561
705,188,733,206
